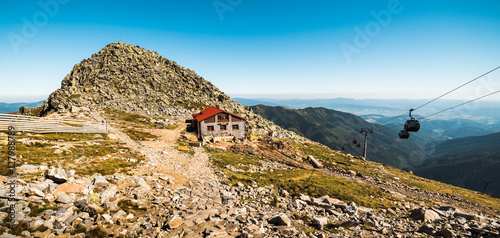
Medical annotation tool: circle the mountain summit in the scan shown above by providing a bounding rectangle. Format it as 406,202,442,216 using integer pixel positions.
41,42,299,138
42,42,231,114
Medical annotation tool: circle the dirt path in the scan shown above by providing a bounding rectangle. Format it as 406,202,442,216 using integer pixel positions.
91,111,219,187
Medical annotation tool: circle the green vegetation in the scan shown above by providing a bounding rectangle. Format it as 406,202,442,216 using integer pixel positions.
118,200,147,213
79,157,141,175
123,128,157,141
208,148,262,171
85,227,108,238
229,169,395,208
6,221,30,236
29,203,59,217
71,225,87,234
292,213,312,224
102,108,156,128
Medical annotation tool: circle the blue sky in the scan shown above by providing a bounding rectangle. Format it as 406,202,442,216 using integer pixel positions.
1,0,500,102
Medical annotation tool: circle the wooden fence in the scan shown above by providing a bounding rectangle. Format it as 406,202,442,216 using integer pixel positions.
0,113,107,134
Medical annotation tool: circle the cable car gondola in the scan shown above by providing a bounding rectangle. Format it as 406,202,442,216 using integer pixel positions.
399,129,409,139
404,109,420,132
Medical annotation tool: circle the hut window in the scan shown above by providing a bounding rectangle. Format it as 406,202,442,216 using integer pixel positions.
232,125,239,130
207,126,214,131
218,115,228,120
220,125,227,131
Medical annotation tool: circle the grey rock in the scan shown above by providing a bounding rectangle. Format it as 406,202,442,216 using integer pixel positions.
418,224,435,235
439,228,456,238
56,192,72,204
29,182,49,192
278,187,289,198
312,217,328,228
454,211,481,221
270,213,291,227
54,207,67,216
53,219,65,229
64,215,78,226
21,231,30,237
338,201,358,216
1,234,17,238
29,219,45,230
410,208,440,222
437,206,457,216
46,168,68,184
275,226,297,236
298,194,311,204
92,176,109,187
102,214,113,224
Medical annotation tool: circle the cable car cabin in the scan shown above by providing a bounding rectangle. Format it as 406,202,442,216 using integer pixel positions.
399,130,410,139
404,119,420,132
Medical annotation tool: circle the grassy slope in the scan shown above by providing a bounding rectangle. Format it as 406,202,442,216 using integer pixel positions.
209,139,500,212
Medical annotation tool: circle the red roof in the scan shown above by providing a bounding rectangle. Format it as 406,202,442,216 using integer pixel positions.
192,107,246,122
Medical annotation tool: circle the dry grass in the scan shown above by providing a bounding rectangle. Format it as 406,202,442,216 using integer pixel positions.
0,132,144,176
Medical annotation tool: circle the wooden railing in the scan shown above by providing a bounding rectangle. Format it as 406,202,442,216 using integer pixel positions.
0,113,107,134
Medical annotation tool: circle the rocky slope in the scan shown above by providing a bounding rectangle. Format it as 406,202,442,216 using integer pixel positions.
40,42,302,141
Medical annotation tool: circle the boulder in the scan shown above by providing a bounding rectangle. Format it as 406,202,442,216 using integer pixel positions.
307,155,323,168
439,228,457,238
312,217,328,228
28,187,45,197
410,208,440,222
297,194,311,204
338,201,358,216
56,192,72,204
276,226,297,236
92,176,109,187
46,168,68,184
167,215,183,229
269,214,291,227
100,186,118,202
278,187,290,198
418,224,435,235
53,183,87,196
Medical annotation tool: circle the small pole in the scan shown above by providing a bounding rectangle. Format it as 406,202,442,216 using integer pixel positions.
360,128,374,160
105,121,108,134
483,181,491,193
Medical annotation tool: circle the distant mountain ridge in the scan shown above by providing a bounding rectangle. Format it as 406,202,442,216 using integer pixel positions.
414,132,500,197
251,105,428,168
0,101,44,114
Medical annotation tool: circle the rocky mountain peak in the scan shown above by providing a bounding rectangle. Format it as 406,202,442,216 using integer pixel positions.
40,42,306,140
43,42,228,114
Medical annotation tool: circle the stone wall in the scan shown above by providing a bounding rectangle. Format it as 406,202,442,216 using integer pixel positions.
199,114,246,139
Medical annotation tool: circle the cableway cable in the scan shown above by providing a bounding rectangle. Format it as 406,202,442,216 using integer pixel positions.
420,89,500,120
378,65,500,125
414,65,500,111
